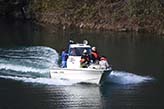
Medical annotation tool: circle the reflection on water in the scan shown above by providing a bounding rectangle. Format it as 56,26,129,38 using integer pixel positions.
100,82,164,109
0,78,163,109
48,85,102,108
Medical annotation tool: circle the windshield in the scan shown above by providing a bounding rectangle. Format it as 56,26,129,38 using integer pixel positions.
69,47,91,56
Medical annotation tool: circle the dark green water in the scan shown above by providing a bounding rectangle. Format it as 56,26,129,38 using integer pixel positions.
0,19,164,109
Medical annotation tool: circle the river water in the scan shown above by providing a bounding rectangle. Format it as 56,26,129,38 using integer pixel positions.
0,19,164,109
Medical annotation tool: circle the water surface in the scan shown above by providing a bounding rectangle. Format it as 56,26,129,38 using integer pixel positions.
0,19,163,109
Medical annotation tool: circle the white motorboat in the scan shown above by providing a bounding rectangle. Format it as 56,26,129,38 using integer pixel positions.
50,40,112,84
50,65,112,84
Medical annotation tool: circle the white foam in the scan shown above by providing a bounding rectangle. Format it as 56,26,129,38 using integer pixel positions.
0,46,59,74
0,75,76,86
0,63,49,74
108,70,154,85
0,70,154,86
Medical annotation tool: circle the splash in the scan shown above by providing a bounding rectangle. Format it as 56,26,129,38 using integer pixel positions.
0,46,59,75
0,75,76,86
0,63,49,74
0,70,154,86
107,70,154,85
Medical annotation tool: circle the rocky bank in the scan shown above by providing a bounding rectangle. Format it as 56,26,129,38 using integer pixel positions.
0,0,164,34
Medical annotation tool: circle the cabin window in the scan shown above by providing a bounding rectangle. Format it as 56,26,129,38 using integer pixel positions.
69,47,91,56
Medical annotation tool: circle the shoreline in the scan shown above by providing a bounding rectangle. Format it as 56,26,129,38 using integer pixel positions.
0,0,163,35
34,12,164,35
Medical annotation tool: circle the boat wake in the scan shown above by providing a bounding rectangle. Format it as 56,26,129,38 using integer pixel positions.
0,46,154,86
0,75,76,86
0,46,77,85
0,70,154,86
0,46,58,77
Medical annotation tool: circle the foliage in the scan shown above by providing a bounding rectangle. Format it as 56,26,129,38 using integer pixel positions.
29,0,164,33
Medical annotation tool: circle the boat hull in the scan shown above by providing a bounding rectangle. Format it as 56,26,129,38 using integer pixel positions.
50,68,111,84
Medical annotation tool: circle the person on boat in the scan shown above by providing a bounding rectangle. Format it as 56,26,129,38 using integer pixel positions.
70,48,77,56
90,47,100,64
80,49,90,68
99,56,110,69
61,48,68,68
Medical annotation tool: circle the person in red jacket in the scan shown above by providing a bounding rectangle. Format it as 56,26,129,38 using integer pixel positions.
91,47,100,64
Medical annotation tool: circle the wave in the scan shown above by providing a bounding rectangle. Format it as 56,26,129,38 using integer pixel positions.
0,63,49,74
107,70,154,85
0,75,75,86
0,70,155,86
0,46,59,75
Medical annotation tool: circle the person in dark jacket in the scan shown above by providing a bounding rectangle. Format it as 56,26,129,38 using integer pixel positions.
80,49,90,68
61,48,68,68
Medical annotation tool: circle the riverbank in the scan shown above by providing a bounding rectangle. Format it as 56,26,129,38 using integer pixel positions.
0,0,164,35
29,0,164,35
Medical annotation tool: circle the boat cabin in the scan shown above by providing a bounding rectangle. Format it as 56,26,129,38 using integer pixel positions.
67,42,91,69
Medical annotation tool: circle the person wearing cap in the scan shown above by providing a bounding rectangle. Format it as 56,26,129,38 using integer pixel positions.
80,49,90,68
91,47,100,64
99,56,110,69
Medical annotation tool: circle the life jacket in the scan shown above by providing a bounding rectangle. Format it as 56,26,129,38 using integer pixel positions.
92,52,99,58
